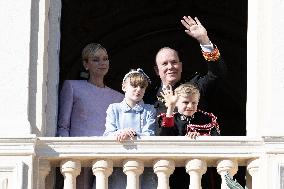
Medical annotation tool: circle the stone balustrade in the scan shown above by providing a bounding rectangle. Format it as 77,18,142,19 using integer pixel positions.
50,158,254,189
2,136,284,188
34,136,264,189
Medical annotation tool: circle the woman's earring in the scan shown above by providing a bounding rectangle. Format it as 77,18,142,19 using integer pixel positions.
80,71,89,79
80,67,89,79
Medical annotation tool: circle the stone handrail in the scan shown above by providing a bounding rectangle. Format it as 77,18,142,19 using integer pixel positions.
36,136,262,163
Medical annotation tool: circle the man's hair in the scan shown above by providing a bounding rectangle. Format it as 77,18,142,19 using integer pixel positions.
81,43,107,62
174,83,200,99
155,47,179,65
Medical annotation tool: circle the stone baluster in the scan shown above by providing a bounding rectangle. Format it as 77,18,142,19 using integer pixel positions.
153,159,175,189
185,159,207,189
217,159,238,189
247,159,260,189
38,159,51,189
123,159,144,189
92,159,113,189
60,159,81,189
1,178,8,189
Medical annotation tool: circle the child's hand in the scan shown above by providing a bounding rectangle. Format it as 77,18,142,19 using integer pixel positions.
116,128,137,142
186,131,200,139
160,85,178,108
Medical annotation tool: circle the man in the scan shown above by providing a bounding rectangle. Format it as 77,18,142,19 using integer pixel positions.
145,16,227,114
144,16,227,189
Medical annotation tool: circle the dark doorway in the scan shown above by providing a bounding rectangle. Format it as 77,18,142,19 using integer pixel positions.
59,0,247,136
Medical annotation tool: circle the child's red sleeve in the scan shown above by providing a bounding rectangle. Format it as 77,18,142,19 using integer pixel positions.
159,113,174,127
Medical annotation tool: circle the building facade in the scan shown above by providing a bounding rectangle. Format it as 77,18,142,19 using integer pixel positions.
0,0,284,188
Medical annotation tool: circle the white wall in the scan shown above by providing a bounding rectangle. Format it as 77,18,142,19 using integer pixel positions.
247,0,284,136
0,0,32,135
269,0,284,135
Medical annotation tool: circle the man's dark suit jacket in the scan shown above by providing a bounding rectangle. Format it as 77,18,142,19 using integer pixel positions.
143,56,227,189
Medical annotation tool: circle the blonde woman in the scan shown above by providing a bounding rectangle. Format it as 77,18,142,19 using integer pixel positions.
56,43,124,189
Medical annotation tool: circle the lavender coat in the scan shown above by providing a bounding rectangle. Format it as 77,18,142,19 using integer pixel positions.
57,80,124,137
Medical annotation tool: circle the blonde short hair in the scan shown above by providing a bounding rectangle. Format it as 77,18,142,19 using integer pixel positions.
81,43,107,62
174,83,200,99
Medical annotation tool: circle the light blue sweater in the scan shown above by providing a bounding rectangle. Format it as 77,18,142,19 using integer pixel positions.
104,99,156,136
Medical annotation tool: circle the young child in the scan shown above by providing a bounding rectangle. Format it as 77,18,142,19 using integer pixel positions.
157,83,220,189
103,68,156,141
157,83,220,138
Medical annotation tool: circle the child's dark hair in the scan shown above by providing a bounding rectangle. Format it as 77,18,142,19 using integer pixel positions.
122,68,151,88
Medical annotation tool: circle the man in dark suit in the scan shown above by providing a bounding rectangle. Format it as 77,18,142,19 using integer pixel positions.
144,15,227,189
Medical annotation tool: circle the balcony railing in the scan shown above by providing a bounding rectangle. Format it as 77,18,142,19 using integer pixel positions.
35,136,265,189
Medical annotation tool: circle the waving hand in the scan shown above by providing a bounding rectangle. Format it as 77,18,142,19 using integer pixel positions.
181,16,210,45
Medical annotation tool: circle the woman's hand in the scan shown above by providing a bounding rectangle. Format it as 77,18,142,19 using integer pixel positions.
116,128,137,142
181,16,210,45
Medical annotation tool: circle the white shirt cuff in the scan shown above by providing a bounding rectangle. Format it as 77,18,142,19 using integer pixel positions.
200,41,214,52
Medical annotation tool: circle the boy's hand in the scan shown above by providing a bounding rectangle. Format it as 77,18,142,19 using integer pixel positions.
186,131,200,139
116,128,136,142
160,85,178,108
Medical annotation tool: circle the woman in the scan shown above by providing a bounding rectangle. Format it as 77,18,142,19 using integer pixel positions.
57,43,124,137
57,43,124,189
